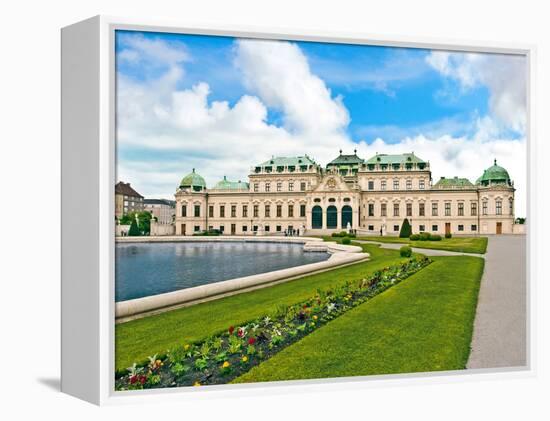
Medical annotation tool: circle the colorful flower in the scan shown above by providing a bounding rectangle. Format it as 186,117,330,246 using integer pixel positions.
313,315,318,320
222,361,230,368
228,326,235,335
193,381,201,387
184,344,190,351
248,337,256,345
242,356,248,363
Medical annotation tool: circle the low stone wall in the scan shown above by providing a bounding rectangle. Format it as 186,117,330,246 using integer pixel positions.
115,237,368,321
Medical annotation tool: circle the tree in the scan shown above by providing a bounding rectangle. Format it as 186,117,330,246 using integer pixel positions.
128,218,140,236
399,218,412,238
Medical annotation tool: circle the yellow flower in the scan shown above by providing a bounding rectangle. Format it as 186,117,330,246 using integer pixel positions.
313,315,318,320
222,361,230,368
242,356,248,363
184,344,190,350
193,381,201,387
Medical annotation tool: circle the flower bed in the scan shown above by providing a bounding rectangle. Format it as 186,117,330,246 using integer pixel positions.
115,256,431,390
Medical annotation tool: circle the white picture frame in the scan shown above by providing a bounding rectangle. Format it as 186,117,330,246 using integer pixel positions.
61,15,536,405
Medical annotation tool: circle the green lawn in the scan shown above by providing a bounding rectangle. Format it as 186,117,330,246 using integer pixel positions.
115,243,407,371
356,235,488,254
234,255,484,384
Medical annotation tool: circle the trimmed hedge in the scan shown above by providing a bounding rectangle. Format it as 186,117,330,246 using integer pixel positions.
342,237,351,245
399,218,412,238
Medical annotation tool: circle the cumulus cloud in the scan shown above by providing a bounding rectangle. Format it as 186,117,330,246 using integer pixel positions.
116,36,527,217
234,39,350,135
426,51,527,133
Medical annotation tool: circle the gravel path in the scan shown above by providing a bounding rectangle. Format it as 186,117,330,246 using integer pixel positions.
355,236,527,369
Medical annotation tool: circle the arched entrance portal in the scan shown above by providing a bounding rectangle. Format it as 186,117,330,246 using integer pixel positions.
327,205,337,229
342,205,352,229
312,206,323,229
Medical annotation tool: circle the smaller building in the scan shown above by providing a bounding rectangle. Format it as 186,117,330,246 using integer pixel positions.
115,182,144,220
144,199,176,225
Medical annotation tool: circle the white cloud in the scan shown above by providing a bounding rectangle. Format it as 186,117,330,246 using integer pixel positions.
234,39,350,135
426,51,527,133
118,34,190,67
116,37,527,217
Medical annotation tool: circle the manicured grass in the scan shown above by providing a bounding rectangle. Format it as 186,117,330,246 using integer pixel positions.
115,243,407,371
234,255,484,383
357,235,488,254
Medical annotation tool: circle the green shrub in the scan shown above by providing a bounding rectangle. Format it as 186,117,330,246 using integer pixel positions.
399,246,412,257
410,234,420,241
348,232,356,238
445,233,452,239
430,234,442,241
342,237,351,245
419,232,431,241
399,218,412,238
128,219,140,236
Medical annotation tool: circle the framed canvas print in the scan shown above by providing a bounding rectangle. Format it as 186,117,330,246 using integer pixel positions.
61,16,534,405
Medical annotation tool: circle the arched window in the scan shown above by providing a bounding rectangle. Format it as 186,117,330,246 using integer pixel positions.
312,206,323,229
509,197,514,215
326,206,337,229
342,205,352,228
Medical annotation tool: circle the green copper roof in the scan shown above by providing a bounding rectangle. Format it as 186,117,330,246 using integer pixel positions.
327,150,364,166
179,168,206,190
365,152,426,165
257,155,316,167
213,176,249,190
477,159,511,185
433,176,474,189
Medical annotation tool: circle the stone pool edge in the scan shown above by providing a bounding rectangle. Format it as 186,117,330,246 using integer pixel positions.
115,236,369,323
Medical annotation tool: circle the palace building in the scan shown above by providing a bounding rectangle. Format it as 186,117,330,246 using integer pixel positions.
174,151,517,236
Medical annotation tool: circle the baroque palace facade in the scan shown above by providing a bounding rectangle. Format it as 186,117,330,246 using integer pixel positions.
174,151,516,236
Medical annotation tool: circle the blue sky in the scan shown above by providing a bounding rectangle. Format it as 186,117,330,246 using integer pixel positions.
115,30,527,215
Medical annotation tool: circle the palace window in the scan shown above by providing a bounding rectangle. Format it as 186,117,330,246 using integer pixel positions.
393,203,400,217
265,225,270,232
406,203,412,217
419,179,425,190
368,181,374,190
220,205,225,218
381,203,387,217
458,224,464,231
253,183,259,192
276,204,282,217
393,179,399,190
482,200,488,215
471,202,477,216
432,202,438,216
432,224,438,232
419,202,425,216
209,205,214,218
419,225,425,232
276,182,282,192
509,197,514,215
265,182,270,192
458,202,464,216
181,205,187,217
219,225,225,233
496,200,502,215
300,204,306,217
276,225,282,232
368,203,374,217
265,205,271,218
231,205,236,218
445,202,451,216
289,182,294,191
194,225,200,232
394,225,399,232
288,204,294,217
242,225,248,232
253,205,259,218
381,180,387,191
194,205,200,218
471,224,477,231
253,225,258,232
300,182,306,191
406,179,412,190
242,205,248,218
368,225,374,231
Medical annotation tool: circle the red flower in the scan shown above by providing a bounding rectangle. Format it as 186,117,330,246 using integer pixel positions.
303,305,308,309
248,337,256,345
139,375,146,385
237,328,244,338
228,326,235,335
129,375,137,385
